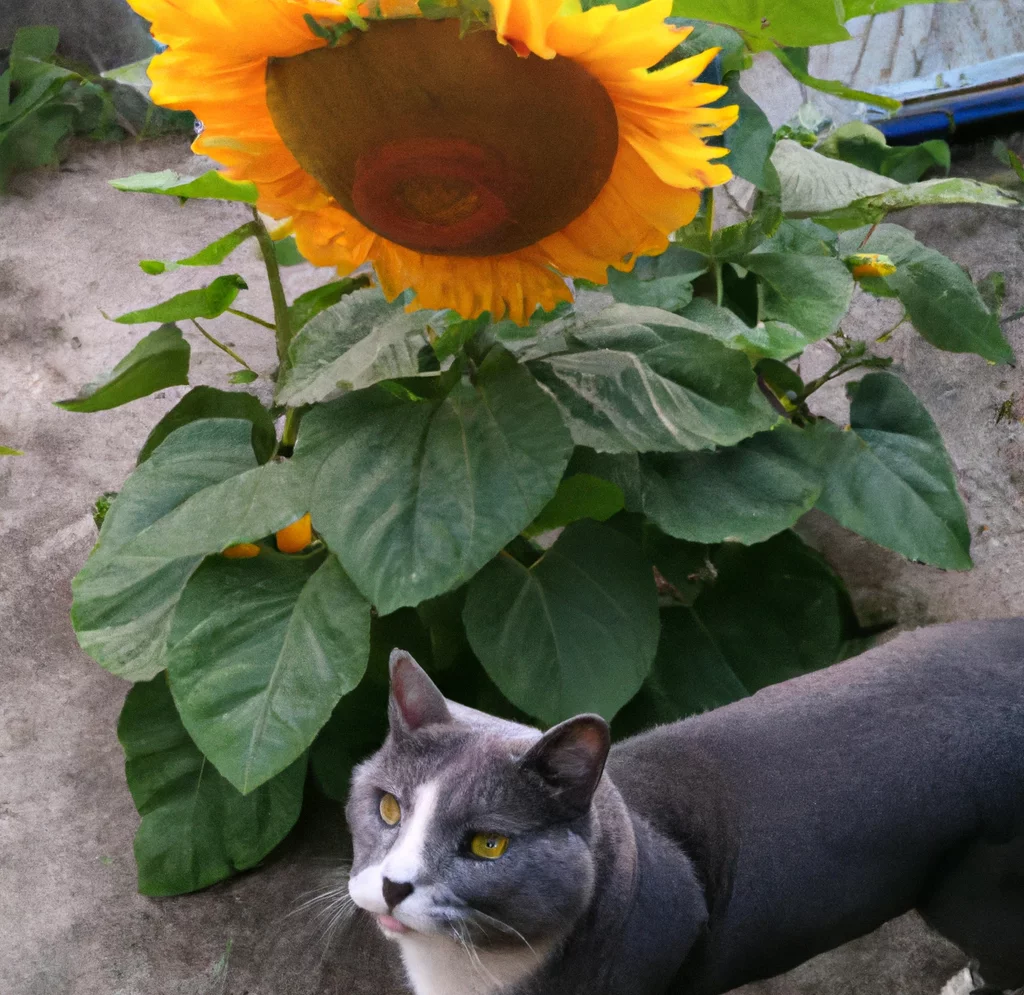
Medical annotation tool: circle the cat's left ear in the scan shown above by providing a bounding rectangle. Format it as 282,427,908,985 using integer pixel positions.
389,649,452,734
520,715,610,816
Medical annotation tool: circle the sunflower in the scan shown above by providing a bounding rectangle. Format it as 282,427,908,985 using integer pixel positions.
130,0,737,323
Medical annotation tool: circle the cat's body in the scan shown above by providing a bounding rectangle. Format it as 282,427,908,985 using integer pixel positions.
345,619,1024,995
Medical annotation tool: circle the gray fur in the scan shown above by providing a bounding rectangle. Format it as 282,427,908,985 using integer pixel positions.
345,620,1024,994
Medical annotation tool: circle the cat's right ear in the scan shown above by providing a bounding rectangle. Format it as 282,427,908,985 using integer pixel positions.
388,649,452,734
520,714,610,816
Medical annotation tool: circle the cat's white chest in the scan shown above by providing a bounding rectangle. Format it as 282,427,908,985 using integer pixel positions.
396,932,548,995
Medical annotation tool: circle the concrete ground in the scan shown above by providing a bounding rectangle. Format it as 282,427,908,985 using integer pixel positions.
1,124,1021,995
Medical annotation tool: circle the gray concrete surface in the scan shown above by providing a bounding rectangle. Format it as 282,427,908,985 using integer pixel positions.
1,128,1021,995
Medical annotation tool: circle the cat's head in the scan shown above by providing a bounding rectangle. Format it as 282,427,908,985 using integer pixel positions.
346,649,610,951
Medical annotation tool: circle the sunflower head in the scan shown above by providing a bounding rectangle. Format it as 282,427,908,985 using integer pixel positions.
132,0,737,322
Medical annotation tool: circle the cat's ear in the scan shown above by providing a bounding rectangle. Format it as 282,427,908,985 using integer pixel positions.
388,649,452,734
520,714,610,815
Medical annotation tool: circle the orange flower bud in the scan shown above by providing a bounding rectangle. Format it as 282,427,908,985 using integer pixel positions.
222,542,261,559
276,513,313,553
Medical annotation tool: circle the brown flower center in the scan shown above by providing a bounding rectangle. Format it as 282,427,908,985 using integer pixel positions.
265,19,619,256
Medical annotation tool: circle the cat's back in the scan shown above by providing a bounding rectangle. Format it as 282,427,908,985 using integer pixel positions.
605,619,1024,994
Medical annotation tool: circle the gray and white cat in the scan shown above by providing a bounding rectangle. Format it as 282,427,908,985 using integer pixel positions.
345,619,1024,995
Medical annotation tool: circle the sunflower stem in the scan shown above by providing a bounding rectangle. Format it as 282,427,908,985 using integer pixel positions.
279,408,303,455
251,207,293,368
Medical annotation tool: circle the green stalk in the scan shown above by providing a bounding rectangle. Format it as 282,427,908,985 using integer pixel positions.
227,307,277,331
191,319,256,372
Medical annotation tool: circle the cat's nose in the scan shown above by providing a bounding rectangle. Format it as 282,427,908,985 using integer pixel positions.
382,877,414,910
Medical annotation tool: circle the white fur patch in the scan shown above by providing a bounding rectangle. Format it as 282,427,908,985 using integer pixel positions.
398,930,551,995
348,781,441,917
384,780,440,885
940,967,976,995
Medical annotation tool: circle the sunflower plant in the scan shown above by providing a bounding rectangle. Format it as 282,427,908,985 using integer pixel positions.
63,0,1022,896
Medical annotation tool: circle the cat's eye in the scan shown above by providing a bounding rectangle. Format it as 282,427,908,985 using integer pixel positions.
469,833,509,860
379,793,402,826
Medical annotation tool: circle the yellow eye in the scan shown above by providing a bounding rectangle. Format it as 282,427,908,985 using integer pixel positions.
379,793,401,826
470,833,509,860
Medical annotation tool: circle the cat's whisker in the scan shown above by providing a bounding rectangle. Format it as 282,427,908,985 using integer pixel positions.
467,908,542,961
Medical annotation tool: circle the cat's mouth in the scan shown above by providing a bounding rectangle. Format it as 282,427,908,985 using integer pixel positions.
377,913,412,935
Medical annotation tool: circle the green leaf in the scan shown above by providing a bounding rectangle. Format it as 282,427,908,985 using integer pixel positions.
720,70,775,190
816,177,1021,229
0,445,23,456
840,225,1014,364
119,676,306,896
680,298,825,361
741,251,854,339
605,245,706,313
772,47,900,110
815,373,972,570
773,140,1019,228
109,169,258,203
639,421,827,544
288,276,370,332
994,141,1024,185
843,0,955,15
11,25,60,61
773,139,902,215
229,369,259,384
70,420,290,680
311,607,430,801
273,234,305,266
669,0,849,48
526,304,779,454
276,288,436,406
139,223,259,275
615,530,863,733
137,386,276,465
817,122,949,183
463,519,659,725
167,551,370,794
55,325,190,413
114,274,247,324
292,348,571,613
524,473,625,537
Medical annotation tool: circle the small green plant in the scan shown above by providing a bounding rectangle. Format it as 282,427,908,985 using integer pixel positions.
61,0,1022,898
0,26,193,193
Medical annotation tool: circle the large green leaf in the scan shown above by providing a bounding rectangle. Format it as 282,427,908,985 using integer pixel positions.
114,275,248,325
815,373,972,569
615,530,864,734
119,676,306,896
463,520,659,725
136,386,276,465
775,140,1019,230
288,276,371,332
524,473,625,537
679,298,827,361
840,225,1014,364
292,347,571,613
109,169,258,203
71,420,293,681
816,177,1021,229
526,304,778,453
276,288,436,406
55,325,190,412
639,422,827,544
670,0,849,48
843,0,955,15
605,245,706,313
740,251,854,339
166,551,370,794
720,70,775,189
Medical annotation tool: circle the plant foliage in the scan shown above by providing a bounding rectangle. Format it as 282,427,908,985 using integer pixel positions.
58,0,1021,896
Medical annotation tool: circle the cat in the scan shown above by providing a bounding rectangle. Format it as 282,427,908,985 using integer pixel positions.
345,619,1024,995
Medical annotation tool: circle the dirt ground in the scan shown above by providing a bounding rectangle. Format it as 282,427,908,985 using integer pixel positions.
2,122,1021,994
